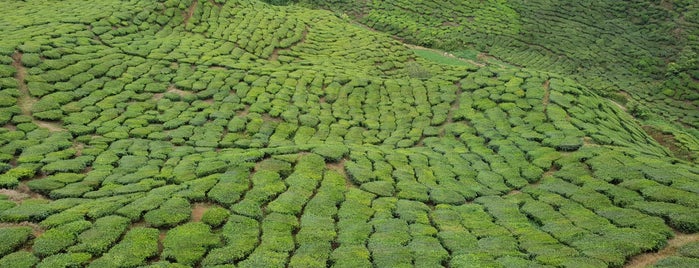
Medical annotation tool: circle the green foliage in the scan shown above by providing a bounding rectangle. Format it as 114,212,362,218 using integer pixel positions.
144,197,191,227
653,256,699,268
0,1,695,267
0,226,33,256
202,206,230,228
34,220,92,257
36,253,92,268
88,227,160,268
68,215,130,255
0,251,39,268
679,241,699,258
163,222,220,266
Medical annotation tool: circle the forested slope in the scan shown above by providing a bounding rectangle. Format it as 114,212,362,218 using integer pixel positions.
0,0,697,267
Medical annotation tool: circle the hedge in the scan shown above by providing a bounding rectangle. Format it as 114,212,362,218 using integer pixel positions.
88,227,159,268
68,215,130,255
207,167,250,206
202,214,259,266
163,222,220,266
201,206,230,228
0,226,33,256
0,251,39,268
34,220,92,257
144,197,191,227
36,253,92,268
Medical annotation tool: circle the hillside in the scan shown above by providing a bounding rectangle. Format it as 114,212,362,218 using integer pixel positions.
0,0,698,267
301,0,699,162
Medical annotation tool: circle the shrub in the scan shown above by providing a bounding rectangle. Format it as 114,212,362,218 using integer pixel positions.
36,253,92,268
409,236,449,267
144,197,191,227
115,185,183,220
21,53,42,67
0,251,39,268
679,241,699,258
34,220,92,257
652,256,699,268
163,222,220,266
207,167,251,206
429,187,466,205
330,245,372,268
68,215,130,255
0,226,33,256
0,174,18,188
196,160,228,177
0,199,54,222
202,206,231,228
360,181,395,197
312,144,348,162
88,227,159,268
202,214,259,265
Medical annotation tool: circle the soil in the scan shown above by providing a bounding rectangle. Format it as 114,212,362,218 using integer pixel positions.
625,231,699,268
35,120,65,132
183,1,198,27
642,126,693,161
191,203,211,222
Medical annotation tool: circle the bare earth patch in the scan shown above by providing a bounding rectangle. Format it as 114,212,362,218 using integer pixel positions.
167,85,193,97
191,203,212,222
625,231,699,268
11,52,34,116
642,126,693,161
326,159,354,189
183,0,198,27
0,189,30,202
35,120,65,132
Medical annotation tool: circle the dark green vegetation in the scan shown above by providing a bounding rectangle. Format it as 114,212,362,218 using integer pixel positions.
0,0,697,267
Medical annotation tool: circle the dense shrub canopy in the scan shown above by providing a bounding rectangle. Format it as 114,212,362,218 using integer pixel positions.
0,0,697,267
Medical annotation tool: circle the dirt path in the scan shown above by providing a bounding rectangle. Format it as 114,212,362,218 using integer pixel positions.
625,232,699,267
11,52,34,116
191,203,211,222
183,0,198,27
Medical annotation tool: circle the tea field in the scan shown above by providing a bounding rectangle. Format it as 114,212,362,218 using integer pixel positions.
304,0,699,163
0,0,698,267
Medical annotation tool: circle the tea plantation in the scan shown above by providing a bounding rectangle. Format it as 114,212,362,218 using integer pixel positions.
304,0,699,163
0,0,698,267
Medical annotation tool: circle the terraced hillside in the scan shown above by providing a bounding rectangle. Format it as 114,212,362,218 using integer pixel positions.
303,0,699,161
0,0,698,267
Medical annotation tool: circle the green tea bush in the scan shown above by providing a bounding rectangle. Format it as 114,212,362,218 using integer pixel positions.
202,214,259,265
0,226,33,256
312,144,349,162
34,220,92,257
88,227,160,268
68,215,130,255
202,206,230,228
36,253,92,268
144,197,191,227
360,181,394,197
0,199,55,222
0,251,39,268
207,167,250,206
653,256,699,268
163,222,220,266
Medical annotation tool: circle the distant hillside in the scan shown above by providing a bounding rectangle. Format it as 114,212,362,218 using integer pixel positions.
301,0,699,159
0,0,698,267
